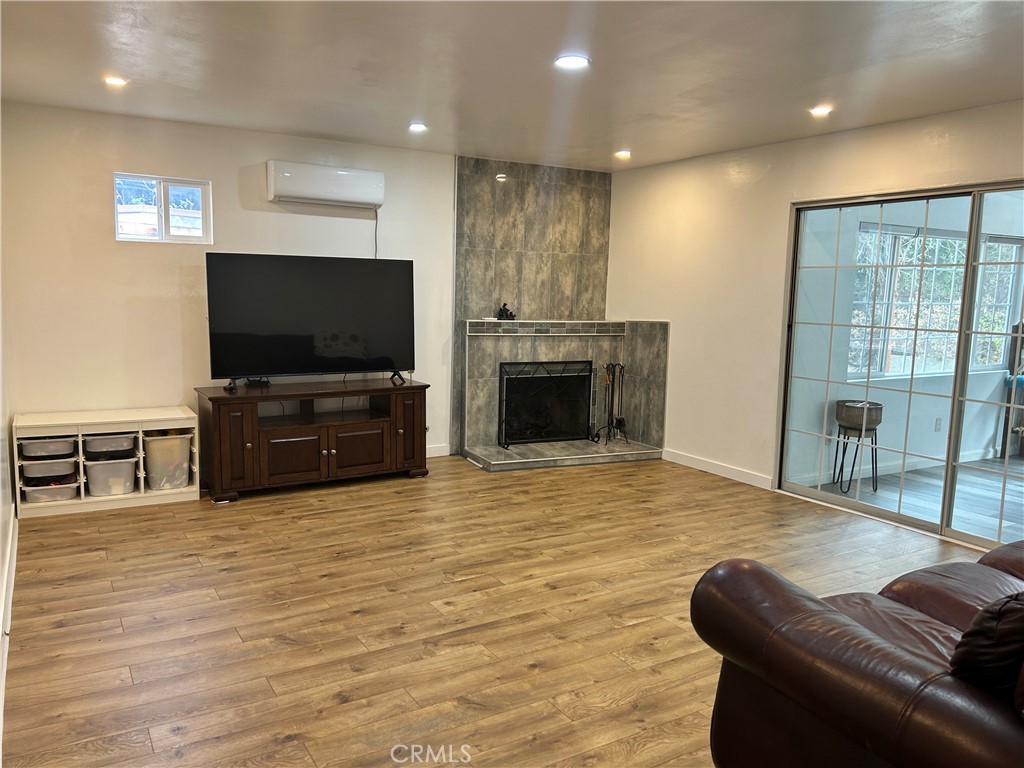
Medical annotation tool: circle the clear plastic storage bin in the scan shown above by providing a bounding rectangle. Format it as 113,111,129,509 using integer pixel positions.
84,433,136,460
23,482,78,503
20,437,76,458
143,434,191,490
21,458,77,478
85,457,136,496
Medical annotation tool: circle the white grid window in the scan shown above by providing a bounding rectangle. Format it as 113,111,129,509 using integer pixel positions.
848,227,1020,378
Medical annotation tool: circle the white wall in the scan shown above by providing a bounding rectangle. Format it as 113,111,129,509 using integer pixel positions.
608,101,1024,487
1,103,455,455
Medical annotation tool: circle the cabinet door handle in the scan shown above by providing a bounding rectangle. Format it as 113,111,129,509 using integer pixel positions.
245,442,252,450
321,449,328,456
330,449,337,456
397,428,404,435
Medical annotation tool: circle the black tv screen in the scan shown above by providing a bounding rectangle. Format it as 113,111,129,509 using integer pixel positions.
205,252,415,380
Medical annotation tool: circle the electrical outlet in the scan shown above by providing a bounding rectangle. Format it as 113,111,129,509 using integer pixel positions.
934,417,942,432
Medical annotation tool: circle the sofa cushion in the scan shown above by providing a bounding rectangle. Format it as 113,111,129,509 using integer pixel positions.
824,592,960,667
949,592,1024,709
879,562,1024,631
979,541,1024,580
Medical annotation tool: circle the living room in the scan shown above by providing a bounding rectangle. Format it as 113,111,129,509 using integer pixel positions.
1,2,1023,766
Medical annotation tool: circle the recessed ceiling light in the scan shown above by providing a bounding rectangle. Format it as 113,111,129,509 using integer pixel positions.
409,121,428,133
614,150,632,160
104,76,128,87
554,54,591,70
809,105,832,117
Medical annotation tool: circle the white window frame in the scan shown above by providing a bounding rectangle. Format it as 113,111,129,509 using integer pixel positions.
114,172,213,244
850,225,1022,379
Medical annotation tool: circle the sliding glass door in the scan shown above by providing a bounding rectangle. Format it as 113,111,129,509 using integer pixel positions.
782,186,1023,545
948,190,1024,543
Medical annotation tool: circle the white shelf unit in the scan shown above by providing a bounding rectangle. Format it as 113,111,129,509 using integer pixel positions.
13,406,199,518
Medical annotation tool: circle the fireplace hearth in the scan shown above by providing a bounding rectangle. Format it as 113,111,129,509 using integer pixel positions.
498,361,593,448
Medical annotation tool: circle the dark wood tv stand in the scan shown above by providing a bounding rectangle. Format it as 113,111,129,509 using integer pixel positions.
195,379,429,502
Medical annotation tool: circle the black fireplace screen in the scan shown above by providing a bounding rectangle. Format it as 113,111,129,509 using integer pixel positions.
498,360,593,448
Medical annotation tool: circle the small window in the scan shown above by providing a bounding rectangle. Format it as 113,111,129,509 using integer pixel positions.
114,173,212,243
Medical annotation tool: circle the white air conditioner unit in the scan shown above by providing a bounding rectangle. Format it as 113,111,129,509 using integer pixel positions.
266,160,385,208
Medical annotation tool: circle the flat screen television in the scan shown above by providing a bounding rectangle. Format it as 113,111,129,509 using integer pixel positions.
205,252,415,383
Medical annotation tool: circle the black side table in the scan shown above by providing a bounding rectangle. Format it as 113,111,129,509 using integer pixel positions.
832,424,878,493
832,400,883,494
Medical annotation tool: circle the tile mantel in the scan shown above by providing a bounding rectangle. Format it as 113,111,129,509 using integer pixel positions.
467,320,626,336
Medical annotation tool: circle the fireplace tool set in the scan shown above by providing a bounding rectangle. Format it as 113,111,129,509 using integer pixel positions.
593,362,628,445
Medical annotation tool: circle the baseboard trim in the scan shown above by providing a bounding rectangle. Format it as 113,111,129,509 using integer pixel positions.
427,444,451,459
662,449,773,489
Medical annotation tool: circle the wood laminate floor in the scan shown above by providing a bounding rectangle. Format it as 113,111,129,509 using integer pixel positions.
817,455,1024,542
3,457,983,767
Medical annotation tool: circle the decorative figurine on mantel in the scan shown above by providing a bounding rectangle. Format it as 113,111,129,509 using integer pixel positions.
496,303,517,320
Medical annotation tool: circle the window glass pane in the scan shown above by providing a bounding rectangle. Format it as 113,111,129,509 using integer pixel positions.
915,331,960,374
115,176,159,240
917,264,964,332
797,208,840,267
856,225,890,266
884,328,916,376
790,323,832,380
891,268,921,330
837,205,880,268
793,268,835,324
922,233,967,264
905,393,951,460
167,184,205,238
978,189,1024,264
787,377,830,435
926,196,972,238
783,430,828,488
970,333,1005,369
893,231,923,265
846,266,878,326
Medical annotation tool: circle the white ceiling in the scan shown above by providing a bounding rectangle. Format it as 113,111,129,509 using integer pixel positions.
3,1,1022,171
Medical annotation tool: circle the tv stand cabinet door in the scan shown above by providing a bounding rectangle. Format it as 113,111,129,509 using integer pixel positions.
394,391,427,472
259,426,328,486
329,422,391,477
219,403,258,492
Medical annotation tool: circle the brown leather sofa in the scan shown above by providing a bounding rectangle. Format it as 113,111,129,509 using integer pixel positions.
691,541,1024,768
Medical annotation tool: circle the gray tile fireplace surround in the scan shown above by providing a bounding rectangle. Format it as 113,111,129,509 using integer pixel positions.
463,319,669,471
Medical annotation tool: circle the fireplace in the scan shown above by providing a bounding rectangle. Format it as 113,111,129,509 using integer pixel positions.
498,360,593,448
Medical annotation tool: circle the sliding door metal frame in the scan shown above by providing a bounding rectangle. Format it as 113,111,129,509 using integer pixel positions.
937,191,983,539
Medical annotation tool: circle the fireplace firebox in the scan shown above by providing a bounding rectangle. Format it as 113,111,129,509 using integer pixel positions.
498,361,593,448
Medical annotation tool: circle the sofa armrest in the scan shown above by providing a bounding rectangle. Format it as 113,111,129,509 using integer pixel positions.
690,559,1023,768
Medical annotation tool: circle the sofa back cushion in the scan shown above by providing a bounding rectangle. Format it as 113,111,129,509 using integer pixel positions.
950,592,1024,715
880,563,1024,631
978,541,1024,580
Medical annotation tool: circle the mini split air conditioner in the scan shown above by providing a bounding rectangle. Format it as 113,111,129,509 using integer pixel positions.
266,160,385,209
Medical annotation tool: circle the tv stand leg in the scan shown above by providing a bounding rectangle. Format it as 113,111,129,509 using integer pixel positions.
407,468,429,478
211,491,239,504
390,370,407,385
